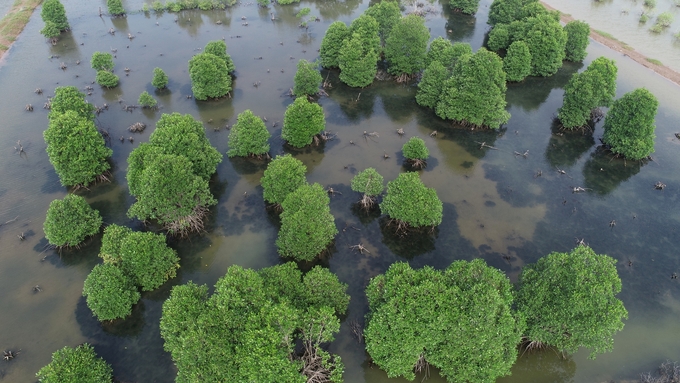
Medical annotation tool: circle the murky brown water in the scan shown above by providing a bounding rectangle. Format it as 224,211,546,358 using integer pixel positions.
0,0,679,382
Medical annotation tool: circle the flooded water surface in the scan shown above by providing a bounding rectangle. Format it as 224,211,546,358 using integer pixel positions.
1,0,680,381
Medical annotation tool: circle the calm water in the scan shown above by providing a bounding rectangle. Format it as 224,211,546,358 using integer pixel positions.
543,0,680,72
0,0,679,382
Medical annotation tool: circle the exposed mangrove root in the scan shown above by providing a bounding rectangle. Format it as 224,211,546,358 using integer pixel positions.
25,104,33,111
519,338,549,357
299,320,343,383
128,122,146,133
514,149,529,158
397,128,405,136
363,131,379,142
349,243,370,254
407,158,427,169
358,193,376,211
639,360,680,383
654,181,666,190
414,353,430,381
165,206,210,237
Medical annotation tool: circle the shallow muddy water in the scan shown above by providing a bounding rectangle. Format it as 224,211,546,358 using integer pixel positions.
0,0,679,382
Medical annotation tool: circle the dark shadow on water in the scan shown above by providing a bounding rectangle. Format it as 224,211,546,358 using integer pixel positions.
379,217,438,259
544,120,595,169
110,16,130,34
350,199,382,225
313,0,362,19
583,147,644,196
506,61,583,112
497,349,576,383
228,155,269,176
41,166,66,194
443,8,476,42
41,234,103,268
324,69,377,124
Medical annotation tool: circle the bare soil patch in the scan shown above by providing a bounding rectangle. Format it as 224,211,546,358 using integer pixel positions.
0,0,43,63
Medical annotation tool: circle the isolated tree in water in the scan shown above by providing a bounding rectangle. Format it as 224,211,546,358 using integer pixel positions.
380,172,442,230
319,21,350,69
564,20,590,62
292,59,322,97
338,32,378,88
602,88,658,160
44,110,112,187
48,86,95,121
558,57,617,129
151,67,168,89
138,91,157,108
83,263,140,321
282,97,326,147
260,154,307,207
402,137,429,169
436,48,510,129
277,183,337,261
96,71,119,88
516,245,628,358
365,260,523,382
350,168,384,210
36,344,113,383
107,0,125,16
91,52,115,71
188,53,232,100
384,15,430,79
43,194,102,248
227,109,271,158
41,0,69,32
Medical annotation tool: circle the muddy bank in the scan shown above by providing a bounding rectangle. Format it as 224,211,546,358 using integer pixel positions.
0,0,43,63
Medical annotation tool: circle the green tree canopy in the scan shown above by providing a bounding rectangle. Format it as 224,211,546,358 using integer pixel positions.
188,52,232,100
558,57,617,129
523,14,567,76
365,260,523,382
349,14,381,54
402,137,429,161
41,0,69,31
292,59,322,97
451,0,481,15
282,97,326,148
227,109,271,158
107,0,125,15
487,23,510,52
151,67,169,89
338,32,378,88
564,20,590,62
203,40,236,73
424,38,471,69
83,263,140,321
350,167,384,209
503,40,532,82
436,48,510,129
43,194,102,248
602,88,658,160
516,245,628,358
416,61,449,109
96,70,119,88
363,1,401,43
488,0,538,25
160,263,349,382
320,21,350,69
277,183,337,261
99,224,133,265
117,231,179,291
49,86,95,121
44,110,112,187
138,91,157,108
36,344,113,383
127,153,217,234
380,172,443,229
384,15,430,77
260,154,307,206
41,20,61,40
146,112,223,180
91,52,114,71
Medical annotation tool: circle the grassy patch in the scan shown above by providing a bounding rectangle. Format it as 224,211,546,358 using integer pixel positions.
0,0,43,57
646,58,663,66
593,29,632,49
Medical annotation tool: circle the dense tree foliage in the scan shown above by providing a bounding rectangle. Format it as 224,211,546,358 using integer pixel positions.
40,21,61,41
488,0,538,25
188,53,232,100
152,67,169,89
416,61,449,109
424,38,471,69
277,183,337,261
160,263,349,382
96,71,119,88
363,1,401,43
44,111,112,187
365,260,523,382
384,15,430,77
107,0,125,15
48,86,95,121
564,20,590,62
523,14,568,76
41,0,69,32
436,48,510,129
83,263,140,321
282,97,326,147
36,344,113,383
138,91,157,108
203,40,236,73
319,21,350,69
292,59,322,97
351,167,384,210
503,40,531,82
227,109,271,157
380,172,442,229
451,0,481,15
516,245,628,358
91,52,115,72
558,57,617,129
43,194,102,248
261,154,308,206
487,23,510,52
117,231,179,291
602,88,658,160
349,14,381,55
338,32,378,87
402,137,429,169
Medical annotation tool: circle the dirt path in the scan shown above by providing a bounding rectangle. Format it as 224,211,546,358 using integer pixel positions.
0,0,43,63
542,1,680,87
